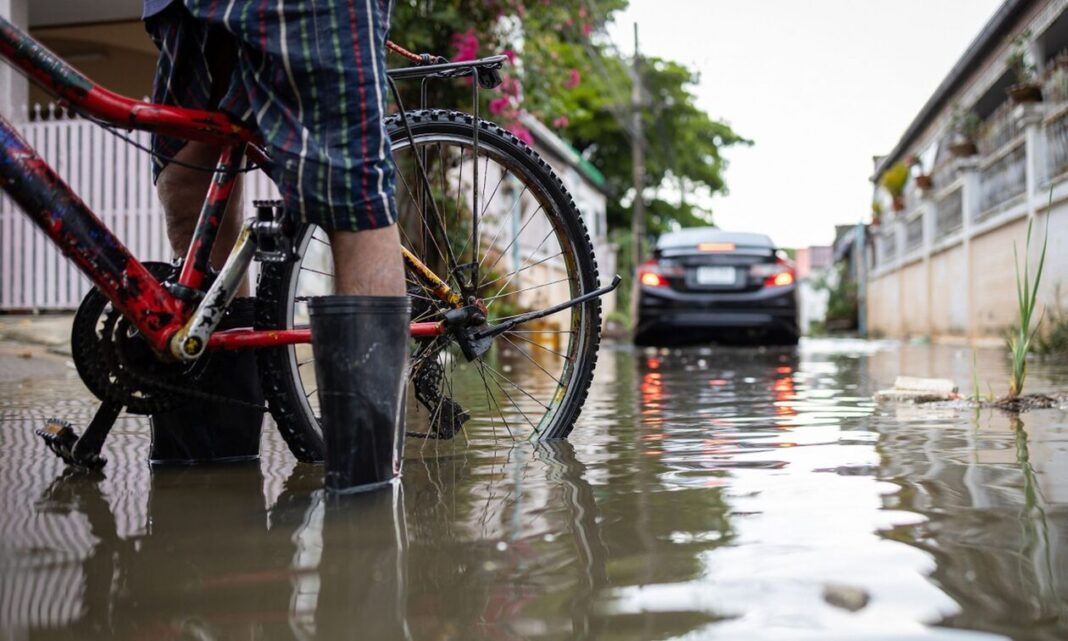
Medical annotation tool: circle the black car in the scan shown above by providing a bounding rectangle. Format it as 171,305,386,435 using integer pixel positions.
634,228,799,346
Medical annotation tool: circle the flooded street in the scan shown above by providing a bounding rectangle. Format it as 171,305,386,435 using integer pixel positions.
1,338,1066,640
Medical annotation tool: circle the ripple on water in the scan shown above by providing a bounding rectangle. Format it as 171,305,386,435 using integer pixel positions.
0,340,1065,640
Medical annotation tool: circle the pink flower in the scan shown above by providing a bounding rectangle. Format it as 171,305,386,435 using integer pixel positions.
489,97,510,115
563,68,581,89
451,28,479,62
503,49,517,65
508,123,534,145
499,76,521,97
582,22,592,37
579,7,587,17
552,115,569,128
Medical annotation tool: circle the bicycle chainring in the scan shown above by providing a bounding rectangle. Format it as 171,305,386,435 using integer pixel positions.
71,262,203,414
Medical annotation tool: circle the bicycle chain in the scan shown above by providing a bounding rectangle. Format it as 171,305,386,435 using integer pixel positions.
70,262,267,415
123,354,269,413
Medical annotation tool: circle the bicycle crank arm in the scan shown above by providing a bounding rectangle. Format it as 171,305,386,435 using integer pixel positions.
474,275,621,340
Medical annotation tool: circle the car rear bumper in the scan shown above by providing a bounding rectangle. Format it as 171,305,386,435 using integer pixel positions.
636,283,798,337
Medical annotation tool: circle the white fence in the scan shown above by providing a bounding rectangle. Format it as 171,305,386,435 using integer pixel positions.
0,115,280,311
0,113,616,315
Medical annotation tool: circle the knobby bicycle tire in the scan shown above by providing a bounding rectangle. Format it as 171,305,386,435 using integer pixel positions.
255,109,602,462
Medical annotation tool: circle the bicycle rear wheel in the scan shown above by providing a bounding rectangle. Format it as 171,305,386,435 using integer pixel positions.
256,110,603,462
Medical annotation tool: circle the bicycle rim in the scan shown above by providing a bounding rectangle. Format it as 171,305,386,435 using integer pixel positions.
261,112,601,452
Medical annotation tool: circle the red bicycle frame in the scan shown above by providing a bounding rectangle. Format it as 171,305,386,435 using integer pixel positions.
0,16,447,357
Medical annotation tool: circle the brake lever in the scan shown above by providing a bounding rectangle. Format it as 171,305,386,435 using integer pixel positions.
473,275,621,341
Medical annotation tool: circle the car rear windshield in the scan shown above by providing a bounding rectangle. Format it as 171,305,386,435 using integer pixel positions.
657,229,775,250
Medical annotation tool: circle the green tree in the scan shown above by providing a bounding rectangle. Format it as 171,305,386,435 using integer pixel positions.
388,0,749,235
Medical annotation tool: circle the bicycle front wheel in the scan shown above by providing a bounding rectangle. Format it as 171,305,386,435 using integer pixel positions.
256,110,603,462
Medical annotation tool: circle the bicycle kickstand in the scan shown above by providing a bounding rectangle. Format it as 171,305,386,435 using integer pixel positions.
37,400,124,470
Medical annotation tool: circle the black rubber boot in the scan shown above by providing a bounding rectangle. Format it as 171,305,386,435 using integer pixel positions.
308,295,409,493
149,298,264,465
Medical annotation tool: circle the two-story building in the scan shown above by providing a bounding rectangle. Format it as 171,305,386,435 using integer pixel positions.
868,0,1068,341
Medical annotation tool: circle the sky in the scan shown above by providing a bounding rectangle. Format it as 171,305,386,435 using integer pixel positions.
606,0,1004,249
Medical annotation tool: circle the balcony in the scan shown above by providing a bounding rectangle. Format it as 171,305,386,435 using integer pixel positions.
978,138,1026,218
935,187,963,239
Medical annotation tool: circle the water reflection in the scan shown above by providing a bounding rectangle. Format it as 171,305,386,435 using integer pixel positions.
879,411,1068,641
1,339,1066,640
0,436,619,640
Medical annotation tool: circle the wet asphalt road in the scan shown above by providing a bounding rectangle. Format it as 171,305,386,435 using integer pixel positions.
0,337,1066,641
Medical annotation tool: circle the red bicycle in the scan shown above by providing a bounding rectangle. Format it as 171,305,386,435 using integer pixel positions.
0,17,616,468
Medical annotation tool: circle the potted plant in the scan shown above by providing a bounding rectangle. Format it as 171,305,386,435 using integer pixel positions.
948,105,980,157
871,200,884,226
879,160,910,211
1007,31,1043,103
909,154,933,190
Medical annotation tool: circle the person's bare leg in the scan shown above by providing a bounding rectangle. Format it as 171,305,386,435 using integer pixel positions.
329,225,405,296
156,141,248,295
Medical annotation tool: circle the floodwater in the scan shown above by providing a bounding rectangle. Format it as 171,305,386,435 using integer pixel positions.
1,338,1066,641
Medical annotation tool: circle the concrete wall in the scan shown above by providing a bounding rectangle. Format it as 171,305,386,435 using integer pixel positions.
0,0,29,120
866,0,1068,342
900,260,928,335
868,271,900,338
28,22,157,112
929,244,967,336
869,201,1067,341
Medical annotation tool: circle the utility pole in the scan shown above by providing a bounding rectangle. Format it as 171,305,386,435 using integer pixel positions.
629,22,645,316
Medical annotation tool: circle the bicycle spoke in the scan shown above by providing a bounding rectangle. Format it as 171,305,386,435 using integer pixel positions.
485,247,564,302
482,202,542,275
457,156,491,261
480,362,541,434
478,183,532,275
481,277,570,302
475,360,515,440
300,265,335,279
396,168,451,274
480,361,551,411
480,167,510,220
505,331,572,361
500,335,564,386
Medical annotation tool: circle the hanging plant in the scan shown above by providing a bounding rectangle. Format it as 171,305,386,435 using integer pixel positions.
879,160,910,211
1007,31,1043,104
871,200,884,226
909,154,933,190
948,105,981,157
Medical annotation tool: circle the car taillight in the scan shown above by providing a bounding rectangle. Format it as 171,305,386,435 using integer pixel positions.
769,271,795,287
638,259,669,287
756,258,795,288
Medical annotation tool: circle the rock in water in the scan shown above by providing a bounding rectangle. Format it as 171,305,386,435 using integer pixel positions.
874,376,958,403
822,583,870,612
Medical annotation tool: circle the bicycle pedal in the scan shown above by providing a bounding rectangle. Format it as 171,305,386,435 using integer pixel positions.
37,418,80,463
252,200,299,263
36,418,107,470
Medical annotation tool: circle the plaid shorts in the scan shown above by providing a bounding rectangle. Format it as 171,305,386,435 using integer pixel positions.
146,0,397,232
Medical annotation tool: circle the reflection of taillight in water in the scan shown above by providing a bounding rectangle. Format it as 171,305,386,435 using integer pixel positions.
640,372,663,404
640,367,665,445
750,257,796,288
773,375,796,417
